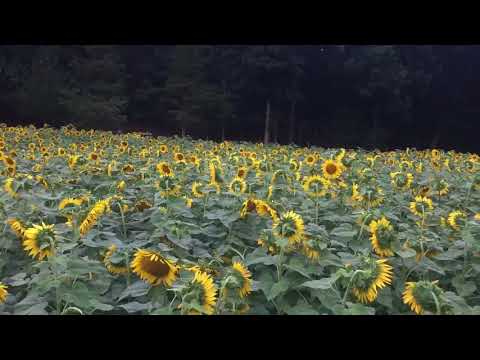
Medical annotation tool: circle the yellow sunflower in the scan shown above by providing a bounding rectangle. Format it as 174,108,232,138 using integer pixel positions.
122,164,135,174
7,218,25,238
230,262,252,298
131,249,178,287
351,258,393,304
191,182,205,198
273,211,305,244
304,154,317,166
447,210,466,231
322,159,343,180
409,196,433,217
79,198,111,237
23,222,57,261
390,171,414,190
159,144,168,154
103,245,129,275
0,282,8,304
254,199,278,221
236,166,248,179
228,177,247,194
403,280,442,315
156,162,174,177
117,180,126,192
174,152,186,164
4,178,16,198
240,198,257,218
186,270,217,315
303,175,330,197
369,217,395,257
59,197,84,210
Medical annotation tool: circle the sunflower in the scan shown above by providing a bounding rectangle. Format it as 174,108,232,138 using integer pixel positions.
174,152,186,164
447,210,466,231
228,177,247,194
351,258,393,304
7,218,25,238
88,152,100,162
0,283,8,304
304,154,316,166
103,245,129,275
322,159,343,180
409,196,433,217
4,178,16,198
185,271,217,315
254,199,278,221
23,222,57,261
236,166,249,179
289,159,299,172
79,198,111,237
434,179,449,196
302,241,320,261
117,180,126,192
403,280,442,315
240,198,257,218
369,217,395,257
273,211,305,244
159,144,168,154
303,175,330,197
122,164,135,173
390,171,414,190
68,155,79,169
351,183,364,203
191,181,205,198
156,162,174,178
131,249,178,286
229,262,252,298
59,197,84,210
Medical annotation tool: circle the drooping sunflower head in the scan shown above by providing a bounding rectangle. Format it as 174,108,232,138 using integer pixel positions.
0,282,8,304
289,159,299,172
156,162,174,178
181,270,217,315
322,159,343,180
390,171,414,190
122,164,135,174
59,197,84,211
224,262,252,299
131,249,178,287
447,210,466,231
191,181,205,198
228,177,247,194
7,218,25,238
23,222,57,261
403,280,443,315
351,258,393,304
240,198,257,218
303,175,330,197
254,200,278,222
433,179,449,196
369,217,395,257
103,244,129,275
410,196,434,217
4,177,16,198
273,210,305,244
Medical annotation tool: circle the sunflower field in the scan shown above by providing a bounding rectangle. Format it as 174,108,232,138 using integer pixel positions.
1,124,480,315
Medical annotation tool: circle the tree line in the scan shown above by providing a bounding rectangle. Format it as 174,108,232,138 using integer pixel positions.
0,45,479,152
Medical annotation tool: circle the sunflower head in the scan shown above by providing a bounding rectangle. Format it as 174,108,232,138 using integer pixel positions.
272,210,305,245
223,262,252,299
322,159,343,179
0,282,8,304
122,164,135,174
447,210,466,231
350,257,393,304
390,172,413,190
229,177,247,194
103,244,129,275
131,249,178,287
410,196,433,217
23,222,57,261
403,280,444,315
156,162,174,178
180,270,217,315
240,198,257,218
369,217,395,257
303,175,330,197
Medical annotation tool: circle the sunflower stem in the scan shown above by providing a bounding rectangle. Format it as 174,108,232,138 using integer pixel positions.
431,291,441,315
342,270,363,305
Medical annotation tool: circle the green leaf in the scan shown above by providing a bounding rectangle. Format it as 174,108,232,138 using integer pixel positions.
120,302,151,313
267,278,290,301
285,303,319,315
117,281,150,301
301,277,336,290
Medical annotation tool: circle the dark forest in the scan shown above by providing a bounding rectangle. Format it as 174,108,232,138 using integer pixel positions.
1,45,478,152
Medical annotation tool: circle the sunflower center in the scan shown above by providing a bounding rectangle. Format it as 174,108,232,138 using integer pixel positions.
326,163,337,174
162,165,170,174
141,257,171,278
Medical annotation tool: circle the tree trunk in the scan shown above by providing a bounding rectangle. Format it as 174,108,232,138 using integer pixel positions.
288,99,296,144
264,99,271,144
272,116,278,144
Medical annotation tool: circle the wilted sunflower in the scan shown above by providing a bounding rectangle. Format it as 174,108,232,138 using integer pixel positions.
7,218,25,238
403,280,443,315
273,210,305,244
369,217,395,257
447,210,466,231
103,245,129,275
156,162,174,177
351,258,393,304
131,249,178,286
240,198,257,218
79,198,111,237
322,159,343,180
303,175,330,197
410,196,433,217
228,177,247,194
23,222,57,261
184,271,217,315
0,282,8,304
254,199,278,221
